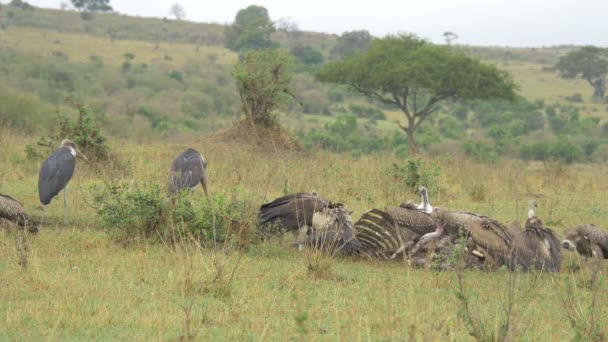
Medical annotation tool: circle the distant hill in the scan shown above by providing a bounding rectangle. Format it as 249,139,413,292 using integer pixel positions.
1,3,606,163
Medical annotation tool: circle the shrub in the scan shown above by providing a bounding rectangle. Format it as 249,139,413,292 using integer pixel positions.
565,93,583,103
36,98,111,161
93,182,257,246
384,157,441,194
463,140,499,163
549,138,583,164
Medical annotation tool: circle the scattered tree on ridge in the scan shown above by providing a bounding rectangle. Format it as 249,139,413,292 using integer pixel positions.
331,30,372,58
225,5,275,54
71,0,112,12
443,31,458,45
555,46,608,99
232,49,299,127
169,2,186,21
317,34,517,154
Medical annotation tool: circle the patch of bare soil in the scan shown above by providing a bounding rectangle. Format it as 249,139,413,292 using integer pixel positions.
206,119,301,152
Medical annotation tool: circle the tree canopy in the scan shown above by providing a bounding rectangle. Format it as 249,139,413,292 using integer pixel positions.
225,5,275,54
331,30,372,58
555,46,608,99
232,49,299,127
317,34,517,154
168,3,186,20
71,0,112,12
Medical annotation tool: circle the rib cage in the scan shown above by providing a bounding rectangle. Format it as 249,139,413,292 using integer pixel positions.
353,209,413,260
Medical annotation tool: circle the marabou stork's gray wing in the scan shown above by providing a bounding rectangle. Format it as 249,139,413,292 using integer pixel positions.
169,148,206,193
258,192,329,232
384,205,436,236
38,148,76,205
0,194,39,232
353,209,416,260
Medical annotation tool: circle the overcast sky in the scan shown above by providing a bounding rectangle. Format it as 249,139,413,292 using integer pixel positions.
15,0,608,47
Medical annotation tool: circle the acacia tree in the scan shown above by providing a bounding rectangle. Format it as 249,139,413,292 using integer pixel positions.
317,34,517,154
555,46,608,99
169,2,186,20
232,49,299,127
71,0,112,12
225,5,275,54
331,30,372,58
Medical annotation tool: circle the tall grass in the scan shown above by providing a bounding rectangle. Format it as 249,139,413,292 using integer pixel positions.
1,130,608,339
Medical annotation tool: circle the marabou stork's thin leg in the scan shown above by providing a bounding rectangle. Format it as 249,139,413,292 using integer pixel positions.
41,205,47,228
64,186,68,226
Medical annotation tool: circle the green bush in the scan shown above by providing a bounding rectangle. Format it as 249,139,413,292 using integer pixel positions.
93,182,257,246
564,93,583,103
463,140,499,163
384,157,441,194
32,99,111,161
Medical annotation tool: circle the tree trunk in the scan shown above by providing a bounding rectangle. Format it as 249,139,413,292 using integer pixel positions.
592,79,606,98
406,125,418,155
396,110,420,156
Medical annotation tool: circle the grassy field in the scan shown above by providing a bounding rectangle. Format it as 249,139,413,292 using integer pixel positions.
1,128,608,340
0,26,236,68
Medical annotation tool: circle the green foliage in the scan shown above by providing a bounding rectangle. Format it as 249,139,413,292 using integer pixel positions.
330,30,372,58
93,182,257,245
438,115,465,139
347,104,385,120
317,33,517,153
384,157,441,194
471,97,544,135
555,46,608,98
463,140,499,163
36,99,110,160
290,45,323,66
565,93,584,103
299,114,394,155
520,137,585,164
233,49,297,127
9,0,34,10
0,85,50,131
71,0,112,13
224,5,275,54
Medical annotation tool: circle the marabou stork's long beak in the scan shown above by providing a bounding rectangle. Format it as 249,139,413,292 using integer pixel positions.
76,148,90,163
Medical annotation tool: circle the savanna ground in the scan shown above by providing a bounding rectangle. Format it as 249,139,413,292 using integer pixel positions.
1,128,607,341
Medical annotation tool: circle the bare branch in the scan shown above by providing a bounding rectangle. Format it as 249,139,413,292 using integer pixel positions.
352,84,397,105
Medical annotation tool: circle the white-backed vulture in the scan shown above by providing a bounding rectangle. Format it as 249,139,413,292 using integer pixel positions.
414,207,514,268
515,212,562,272
562,224,608,259
258,192,353,250
0,194,39,233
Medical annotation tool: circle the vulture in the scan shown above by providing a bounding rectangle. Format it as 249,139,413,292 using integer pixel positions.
258,192,354,251
415,186,434,214
514,206,562,272
562,224,608,259
169,148,208,196
350,200,436,261
0,194,39,233
413,207,514,268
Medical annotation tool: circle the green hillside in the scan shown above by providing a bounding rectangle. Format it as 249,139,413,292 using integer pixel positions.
1,3,607,162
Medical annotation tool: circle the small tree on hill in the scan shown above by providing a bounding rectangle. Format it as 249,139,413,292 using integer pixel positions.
331,30,372,58
555,46,608,99
232,49,299,127
317,34,517,154
71,0,112,12
169,2,186,20
225,5,275,54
